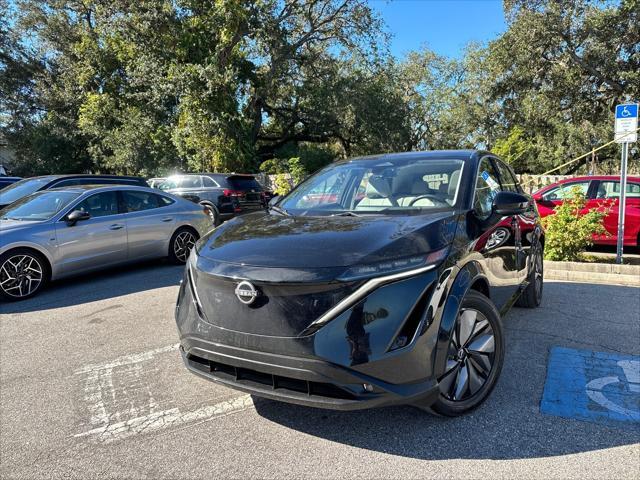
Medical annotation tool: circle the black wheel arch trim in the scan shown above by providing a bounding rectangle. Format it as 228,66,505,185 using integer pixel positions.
434,260,489,378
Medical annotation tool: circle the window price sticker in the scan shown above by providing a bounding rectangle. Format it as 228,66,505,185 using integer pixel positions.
481,171,500,191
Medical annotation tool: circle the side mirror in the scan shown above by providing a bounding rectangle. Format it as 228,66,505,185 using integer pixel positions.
492,191,530,216
268,195,281,207
532,193,543,202
66,209,91,226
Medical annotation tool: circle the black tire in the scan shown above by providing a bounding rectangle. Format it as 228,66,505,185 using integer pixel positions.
168,227,199,265
429,290,505,417
202,203,221,227
515,242,544,308
0,248,49,301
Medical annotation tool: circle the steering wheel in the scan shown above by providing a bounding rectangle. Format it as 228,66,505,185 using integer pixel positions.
408,194,448,207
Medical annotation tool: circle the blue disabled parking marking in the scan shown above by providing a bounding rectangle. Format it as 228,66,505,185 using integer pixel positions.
540,346,640,428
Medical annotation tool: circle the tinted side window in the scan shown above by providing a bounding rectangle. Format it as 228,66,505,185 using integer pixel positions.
158,195,175,206
212,175,229,187
54,178,89,188
202,176,219,187
474,158,501,218
123,191,161,212
493,160,519,193
596,181,640,199
75,192,119,218
542,182,590,201
178,176,202,189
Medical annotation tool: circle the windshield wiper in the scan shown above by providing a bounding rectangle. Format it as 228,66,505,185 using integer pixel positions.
268,205,290,216
331,211,361,217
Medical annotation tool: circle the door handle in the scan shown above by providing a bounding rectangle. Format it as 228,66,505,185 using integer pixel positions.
161,217,173,222
109,224,124,230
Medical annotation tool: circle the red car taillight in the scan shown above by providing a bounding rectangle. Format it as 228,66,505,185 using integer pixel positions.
223,189,245,198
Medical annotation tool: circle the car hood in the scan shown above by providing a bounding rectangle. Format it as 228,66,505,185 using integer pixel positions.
197,210,459,269
0,219,44,231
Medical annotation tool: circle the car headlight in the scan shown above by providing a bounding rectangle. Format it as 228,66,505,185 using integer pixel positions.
337,247,449,282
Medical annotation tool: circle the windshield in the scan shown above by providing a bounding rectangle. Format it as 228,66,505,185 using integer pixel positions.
0,190,81,221
0,177,53,205
278,158,464,215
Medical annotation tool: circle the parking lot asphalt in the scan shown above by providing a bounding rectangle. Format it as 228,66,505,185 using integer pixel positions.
1,262,639,479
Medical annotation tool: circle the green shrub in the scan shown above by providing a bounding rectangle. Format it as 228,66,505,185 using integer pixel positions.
259,156,308,196
542,186,609,261
286,157,307,185
273,173,293,196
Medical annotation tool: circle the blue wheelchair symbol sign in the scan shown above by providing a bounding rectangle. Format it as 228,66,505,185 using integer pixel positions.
541,347,640,428
616,104,638,119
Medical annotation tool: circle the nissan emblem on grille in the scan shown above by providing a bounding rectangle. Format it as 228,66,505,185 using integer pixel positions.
235,281,260,305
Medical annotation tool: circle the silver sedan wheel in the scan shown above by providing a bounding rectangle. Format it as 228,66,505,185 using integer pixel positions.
439,308,496,402
0,254,44,298
173,231,197,263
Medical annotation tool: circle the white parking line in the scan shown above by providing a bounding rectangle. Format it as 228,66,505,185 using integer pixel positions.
75,344,180,430
74,343,255,443
75,344,180,374
74,394,254,444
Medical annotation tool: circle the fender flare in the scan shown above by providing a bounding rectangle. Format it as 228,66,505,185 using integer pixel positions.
433,260,490,377
199,201,219,215
0,242,55,279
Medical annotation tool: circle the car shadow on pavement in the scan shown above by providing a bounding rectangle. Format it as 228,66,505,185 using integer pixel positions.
0,260,184,314
254,281,640,460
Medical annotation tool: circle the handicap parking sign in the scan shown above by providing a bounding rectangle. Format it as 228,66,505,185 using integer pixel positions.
541,347,640,428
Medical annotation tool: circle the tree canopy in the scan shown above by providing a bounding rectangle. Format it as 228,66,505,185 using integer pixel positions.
1,0,638,177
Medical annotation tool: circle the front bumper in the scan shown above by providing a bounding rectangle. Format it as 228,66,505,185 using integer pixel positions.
176,262,446,411
180,340,440,411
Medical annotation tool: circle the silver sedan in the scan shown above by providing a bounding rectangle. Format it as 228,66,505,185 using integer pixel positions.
0,185,213,300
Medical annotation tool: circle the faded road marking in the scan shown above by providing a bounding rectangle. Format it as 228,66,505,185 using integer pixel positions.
74,343,253,444
75,344,179,374
76,344,179,432
75,395,254,443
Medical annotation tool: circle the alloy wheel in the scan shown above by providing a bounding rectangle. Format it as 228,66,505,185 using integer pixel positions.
206,208,217,225
173,231,197,262
0,254,44,299
440,308,496,402
534,248,543,300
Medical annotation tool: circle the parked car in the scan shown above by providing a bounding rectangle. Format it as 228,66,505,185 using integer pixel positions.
147,177,166,189
176,150,544,416
533,175,640,246
0,174,148,210
0,185,212,300
158,173,267,226
0,176,22,190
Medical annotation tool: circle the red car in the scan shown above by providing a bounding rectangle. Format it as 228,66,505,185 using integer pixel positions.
533,175,640,246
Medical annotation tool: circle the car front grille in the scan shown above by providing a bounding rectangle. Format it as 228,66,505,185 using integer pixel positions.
186,353,356,400
191,268,357,337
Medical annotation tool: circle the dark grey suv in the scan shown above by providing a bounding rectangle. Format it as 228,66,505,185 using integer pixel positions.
159,174,268,226
0,174,147,209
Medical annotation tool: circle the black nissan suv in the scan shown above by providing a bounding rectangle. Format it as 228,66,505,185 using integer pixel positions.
175,150,545,416
158,174,268,226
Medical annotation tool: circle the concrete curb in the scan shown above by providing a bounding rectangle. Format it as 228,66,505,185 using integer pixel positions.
544,260,640,286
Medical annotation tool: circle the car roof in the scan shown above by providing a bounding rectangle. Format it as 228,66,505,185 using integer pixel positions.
24,174,144,181
556,175,640,183
46,184,162,194
169,173,256,178
336,149,484,164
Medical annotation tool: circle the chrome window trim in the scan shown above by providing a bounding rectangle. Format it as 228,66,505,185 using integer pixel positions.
202,175,220,188
301,264,436,335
